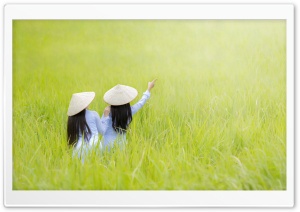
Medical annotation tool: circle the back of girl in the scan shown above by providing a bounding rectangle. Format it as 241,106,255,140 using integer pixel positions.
101,79,157,150
67,92,109,162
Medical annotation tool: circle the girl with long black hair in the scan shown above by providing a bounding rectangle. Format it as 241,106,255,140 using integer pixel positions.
101,79,156,150
67,92,110,160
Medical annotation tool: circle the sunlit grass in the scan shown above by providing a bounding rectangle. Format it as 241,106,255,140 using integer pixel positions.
13,20,286,190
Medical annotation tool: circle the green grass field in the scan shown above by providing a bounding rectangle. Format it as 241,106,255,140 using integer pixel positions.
13,20,286,190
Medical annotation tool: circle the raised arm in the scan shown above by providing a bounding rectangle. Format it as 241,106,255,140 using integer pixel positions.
131,91,150,115
95,107,110,134
131,79,157,115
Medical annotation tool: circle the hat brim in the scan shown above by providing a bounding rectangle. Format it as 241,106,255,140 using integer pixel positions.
67,92,95,116
103,85,138,106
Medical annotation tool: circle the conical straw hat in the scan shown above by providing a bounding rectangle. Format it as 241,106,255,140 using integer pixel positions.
103,84,138,105
67,92,95,116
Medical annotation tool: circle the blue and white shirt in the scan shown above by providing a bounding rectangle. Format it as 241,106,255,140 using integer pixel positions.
101,90,151,150
73,109,109,160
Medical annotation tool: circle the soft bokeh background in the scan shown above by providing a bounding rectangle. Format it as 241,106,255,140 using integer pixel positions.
12,20,286,190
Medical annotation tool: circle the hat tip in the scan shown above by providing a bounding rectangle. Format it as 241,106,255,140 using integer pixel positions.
115,84,122,89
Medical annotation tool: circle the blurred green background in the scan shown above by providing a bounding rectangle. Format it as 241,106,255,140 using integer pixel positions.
13,20,286,190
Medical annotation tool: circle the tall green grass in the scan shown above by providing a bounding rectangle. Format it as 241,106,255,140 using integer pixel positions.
13,20,286,190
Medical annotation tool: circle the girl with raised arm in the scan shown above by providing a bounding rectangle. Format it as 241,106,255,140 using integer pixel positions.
101,79,157,150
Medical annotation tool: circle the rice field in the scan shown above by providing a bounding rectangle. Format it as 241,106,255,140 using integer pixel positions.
12,20,286,190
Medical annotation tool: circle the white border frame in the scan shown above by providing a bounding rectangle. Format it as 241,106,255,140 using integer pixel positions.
3,4,294,207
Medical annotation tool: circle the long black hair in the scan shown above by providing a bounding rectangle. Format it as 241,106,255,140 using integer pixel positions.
67,109,92,146
111,103,132,134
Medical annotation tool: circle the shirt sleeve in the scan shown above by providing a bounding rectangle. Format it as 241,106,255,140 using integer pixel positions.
95,111,109,135
131,90,151,115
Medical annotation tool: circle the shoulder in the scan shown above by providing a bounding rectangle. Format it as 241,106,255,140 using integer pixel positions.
86,110,100,118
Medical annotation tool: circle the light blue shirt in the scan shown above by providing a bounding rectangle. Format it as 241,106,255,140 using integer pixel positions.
101,90,151,150
73,109,109,160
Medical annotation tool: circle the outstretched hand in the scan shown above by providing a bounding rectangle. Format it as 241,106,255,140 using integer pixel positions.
148,79,157,92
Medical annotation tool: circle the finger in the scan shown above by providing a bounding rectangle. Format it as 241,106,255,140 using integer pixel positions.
152,79,157,83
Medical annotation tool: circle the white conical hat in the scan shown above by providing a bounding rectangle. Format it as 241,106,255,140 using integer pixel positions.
67,92,95,116
103,84,138,106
